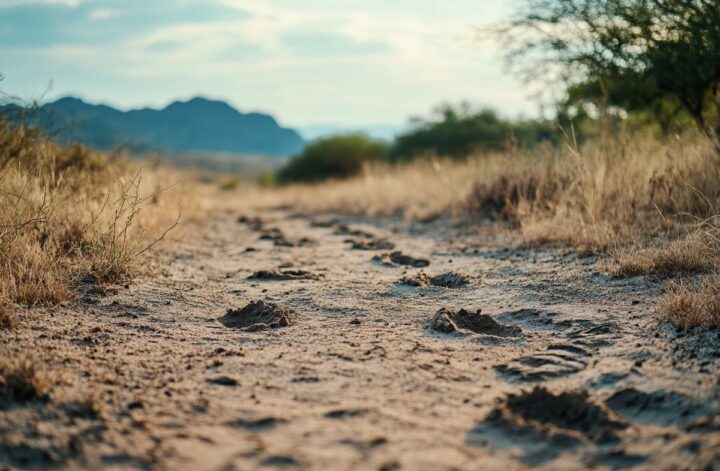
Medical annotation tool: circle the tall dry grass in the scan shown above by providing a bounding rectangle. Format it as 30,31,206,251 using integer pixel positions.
0,116,187,310
254,133,720,329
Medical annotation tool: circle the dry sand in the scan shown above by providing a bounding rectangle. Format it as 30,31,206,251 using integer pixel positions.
1,208,719,470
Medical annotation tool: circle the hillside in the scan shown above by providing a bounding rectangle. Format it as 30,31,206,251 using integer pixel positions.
3,96,304,157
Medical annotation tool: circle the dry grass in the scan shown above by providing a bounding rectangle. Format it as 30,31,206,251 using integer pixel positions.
614,229,720,277
0,116,189,307
246,156,491,220
662,275,720,330
246,133,720,329
256,135,719,241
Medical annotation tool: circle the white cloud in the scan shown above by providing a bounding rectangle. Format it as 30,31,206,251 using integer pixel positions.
1,0,533,126
0,0,80,7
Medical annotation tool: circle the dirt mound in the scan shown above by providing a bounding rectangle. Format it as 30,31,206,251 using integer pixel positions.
248,270,320,280
401,272,469,288
400,272,433,286
430,272,470,288
218,300,294,331
431,308,521,336
495,386,627,442
346,238,395,250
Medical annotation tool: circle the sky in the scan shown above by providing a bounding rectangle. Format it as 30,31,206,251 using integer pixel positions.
0,0,534,135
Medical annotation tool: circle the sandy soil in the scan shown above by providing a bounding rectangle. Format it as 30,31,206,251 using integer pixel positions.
1,208,719,470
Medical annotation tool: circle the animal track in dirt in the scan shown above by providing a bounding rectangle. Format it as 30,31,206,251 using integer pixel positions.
605,387,710,426
324,408,369,419
499,387,627,441
332,224,375,238
226,417,287,431
498,309,611,334
498,309,567,329
258,227,314,248
498,309,619,348
309,218,339,228
400,271,470,288
206,375,239,386
430,308,521,336
218,300,294,331
494,342,592,382
346,238,395,250
237,215,313,247
373,251,430,267
248,269,321,281
467,387,629,465
390,251,430,267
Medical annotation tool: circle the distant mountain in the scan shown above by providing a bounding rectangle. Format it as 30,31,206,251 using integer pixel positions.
2,96,304,157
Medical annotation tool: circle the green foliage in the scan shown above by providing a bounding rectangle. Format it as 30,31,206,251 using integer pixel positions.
276,134,389,184
218,177,240,191
498,0,720,149
257,172,275,187
390,104,558,161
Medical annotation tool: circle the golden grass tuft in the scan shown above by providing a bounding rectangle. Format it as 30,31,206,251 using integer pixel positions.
0,115,189,307
662,275,720,330
614,231,719,277
246,157,489,220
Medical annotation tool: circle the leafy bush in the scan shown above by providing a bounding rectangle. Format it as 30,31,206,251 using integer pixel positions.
496,0,720,152
390,104,558,161
277,134,389,184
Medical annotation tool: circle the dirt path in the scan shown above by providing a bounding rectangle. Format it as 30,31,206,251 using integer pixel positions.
2,209,719,470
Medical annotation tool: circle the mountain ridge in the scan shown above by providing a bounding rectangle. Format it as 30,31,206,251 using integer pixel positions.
2,96,304,157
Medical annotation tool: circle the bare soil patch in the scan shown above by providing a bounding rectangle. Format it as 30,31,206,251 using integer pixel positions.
2,208,718,470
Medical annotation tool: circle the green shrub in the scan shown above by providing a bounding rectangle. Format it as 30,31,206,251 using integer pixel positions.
390,104,558,162
277,134,389,184
257,172,276,187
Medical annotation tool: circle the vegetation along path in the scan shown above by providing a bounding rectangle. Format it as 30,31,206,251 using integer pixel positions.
1,208,719,470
